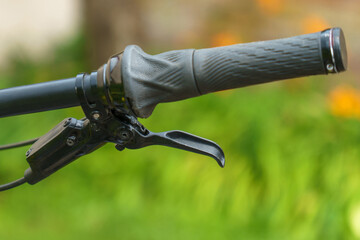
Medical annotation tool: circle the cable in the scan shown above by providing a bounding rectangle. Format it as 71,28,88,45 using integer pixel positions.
0,138,39,151
0,177,26,192
0,139,36,191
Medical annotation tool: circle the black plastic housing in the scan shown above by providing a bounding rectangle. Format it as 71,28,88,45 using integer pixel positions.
24,118,90,184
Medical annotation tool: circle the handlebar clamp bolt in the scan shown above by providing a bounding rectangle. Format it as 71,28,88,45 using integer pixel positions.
66,135,77,147
91,111,101,121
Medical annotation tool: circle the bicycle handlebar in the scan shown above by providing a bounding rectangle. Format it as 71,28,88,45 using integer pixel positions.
0,78,78,118
0,28,347,119
0,27,349,190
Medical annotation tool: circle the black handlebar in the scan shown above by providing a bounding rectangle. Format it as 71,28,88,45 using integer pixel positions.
0,78,78,118
0,28,347,119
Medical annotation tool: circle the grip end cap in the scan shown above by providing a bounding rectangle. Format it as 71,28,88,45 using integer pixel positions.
333,28,348,72
321,27,348,73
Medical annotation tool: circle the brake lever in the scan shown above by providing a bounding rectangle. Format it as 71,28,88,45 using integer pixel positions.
23,112,225,185
116,127,225,168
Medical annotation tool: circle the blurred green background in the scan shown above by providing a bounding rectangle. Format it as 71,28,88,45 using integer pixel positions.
1,0,360,239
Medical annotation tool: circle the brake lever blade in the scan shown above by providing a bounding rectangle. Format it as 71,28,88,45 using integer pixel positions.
124,130,225,167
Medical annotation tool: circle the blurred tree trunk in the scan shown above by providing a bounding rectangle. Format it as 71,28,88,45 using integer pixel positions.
84,0,147,68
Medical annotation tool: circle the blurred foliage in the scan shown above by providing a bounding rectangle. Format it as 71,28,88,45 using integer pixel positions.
1,0,360,239
329,86,360,120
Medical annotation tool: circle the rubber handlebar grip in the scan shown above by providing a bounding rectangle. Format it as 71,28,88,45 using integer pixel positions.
194,28,347,94
121,28,347,118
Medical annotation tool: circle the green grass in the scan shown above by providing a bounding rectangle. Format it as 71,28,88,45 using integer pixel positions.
0,36,359,239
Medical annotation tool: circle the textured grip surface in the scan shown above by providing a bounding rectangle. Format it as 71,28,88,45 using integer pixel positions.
193,32,325,94
122,46,198,118
122,31,332,118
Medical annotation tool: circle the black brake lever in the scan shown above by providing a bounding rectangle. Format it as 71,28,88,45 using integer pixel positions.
118,128,225,167
23,112,225,185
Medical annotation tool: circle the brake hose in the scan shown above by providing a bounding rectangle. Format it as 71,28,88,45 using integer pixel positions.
0,138,39,191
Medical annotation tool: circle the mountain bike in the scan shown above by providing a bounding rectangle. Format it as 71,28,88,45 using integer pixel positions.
0,27,347,191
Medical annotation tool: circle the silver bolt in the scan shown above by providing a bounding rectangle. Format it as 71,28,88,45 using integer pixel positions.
66,136,77,146
92,112,101,121
327,63,334,72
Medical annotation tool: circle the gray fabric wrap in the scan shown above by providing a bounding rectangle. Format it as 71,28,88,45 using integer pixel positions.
122,32,325,118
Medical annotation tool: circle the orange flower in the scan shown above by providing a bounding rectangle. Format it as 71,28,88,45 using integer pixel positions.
211,32,239,47
256,0,284,15
329,85,360,119
301,15,330,34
